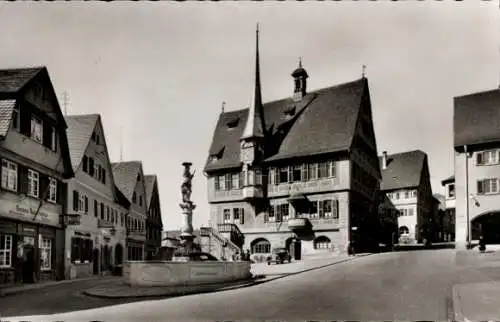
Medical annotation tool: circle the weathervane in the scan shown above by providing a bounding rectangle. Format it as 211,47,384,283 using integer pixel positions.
362,65,367,78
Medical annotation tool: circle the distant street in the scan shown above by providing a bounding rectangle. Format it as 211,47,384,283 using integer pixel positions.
6,249,500,321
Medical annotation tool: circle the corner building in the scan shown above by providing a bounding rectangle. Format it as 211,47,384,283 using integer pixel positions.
204,29,381,261
0,67,74,284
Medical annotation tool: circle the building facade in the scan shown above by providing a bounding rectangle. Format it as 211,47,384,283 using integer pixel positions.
204,29,381,262
441,175,455,242
64,114,130,279
0,67,74,284
454,88,500,248
144,175,163,260
379,150,434,244
112,161,148,260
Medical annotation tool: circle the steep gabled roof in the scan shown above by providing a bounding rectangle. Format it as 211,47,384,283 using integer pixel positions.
454,88,500,148
0,67,43,93
379,150,426,191
205,78,367,171
65,114,99,171
144,174,157,209
112,161,142,202
0,99,16,137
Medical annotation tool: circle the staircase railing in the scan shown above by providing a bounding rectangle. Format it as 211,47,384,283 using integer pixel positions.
200,226,241,260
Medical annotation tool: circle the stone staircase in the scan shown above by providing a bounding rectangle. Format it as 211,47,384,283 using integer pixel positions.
199,227,241,261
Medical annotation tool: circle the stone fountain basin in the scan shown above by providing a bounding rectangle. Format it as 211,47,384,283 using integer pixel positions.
123,260,252,287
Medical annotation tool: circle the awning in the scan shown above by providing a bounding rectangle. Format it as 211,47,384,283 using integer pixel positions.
288,193,308,202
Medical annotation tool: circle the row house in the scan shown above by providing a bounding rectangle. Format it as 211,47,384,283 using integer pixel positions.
440,175,455,241
144,175,163,260
204,28,382,261
379,150,435,244
0,67,74,285
64,114,130,279
454,88,500,248
112,161,148,261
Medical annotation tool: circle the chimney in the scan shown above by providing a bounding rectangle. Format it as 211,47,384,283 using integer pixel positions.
382,151,388,170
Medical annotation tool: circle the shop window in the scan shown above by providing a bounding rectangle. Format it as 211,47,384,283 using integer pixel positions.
251,238,271,254
0,234,12,268
71,237,93,263
1,159,18,192
40,238,52,271
314,236,331,250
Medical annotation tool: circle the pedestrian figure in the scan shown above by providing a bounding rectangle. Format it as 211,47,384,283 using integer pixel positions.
479,236,486,253
245,249,251,261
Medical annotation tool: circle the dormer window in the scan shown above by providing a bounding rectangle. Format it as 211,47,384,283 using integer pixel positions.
30,116,43,143
91,131,100,145
227,118,239,129
210,147,225,162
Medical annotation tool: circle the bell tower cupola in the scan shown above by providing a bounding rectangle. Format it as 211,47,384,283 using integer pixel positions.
291,57,309,101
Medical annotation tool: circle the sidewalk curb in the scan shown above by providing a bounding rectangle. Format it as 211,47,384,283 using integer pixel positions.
452,285,471,322
82,278,258,299
0,276,118,298
82,254,372,299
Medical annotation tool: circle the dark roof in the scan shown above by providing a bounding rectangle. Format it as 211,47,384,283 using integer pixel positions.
65,114,99,171
441,175,455,186
379,150,426,191
144,175,157,209
454,88,500,147
112,161,142,201
205,78,367,171
0,67,43,93
0,99,16,137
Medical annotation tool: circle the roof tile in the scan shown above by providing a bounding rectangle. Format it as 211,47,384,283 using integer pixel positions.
112,161,142,202
380,150,426,191
65,114,99,171
205,78,367,171
0,99,16,137
0,67,43,93
454,88,500,147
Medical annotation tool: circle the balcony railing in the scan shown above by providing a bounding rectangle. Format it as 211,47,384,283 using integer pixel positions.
242,185,263,199
98,219,115,228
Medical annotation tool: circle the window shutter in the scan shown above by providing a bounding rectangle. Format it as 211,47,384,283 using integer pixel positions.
42,120,52,149
20,105,31,136
94,200,98,218
477,180,484,194
19,165,29,194
82,156,88,173
56,180,64,205
333,199,339,219
84,196,89,213
274,168,279,185
264,209,269,223
73,190,79,211
89,158,94,176
102,169,106,184
39,174,48,200
214,176,220,190
302,164,308,181
240,208,245,224
477,153,483,165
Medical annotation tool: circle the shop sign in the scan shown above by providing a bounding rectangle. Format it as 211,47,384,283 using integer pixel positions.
0,194,60,227
64,214,81,226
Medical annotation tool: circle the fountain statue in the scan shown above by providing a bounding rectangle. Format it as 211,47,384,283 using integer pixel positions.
178,162,196,255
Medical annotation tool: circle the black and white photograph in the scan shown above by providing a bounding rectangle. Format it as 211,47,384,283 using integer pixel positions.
0,1,498,321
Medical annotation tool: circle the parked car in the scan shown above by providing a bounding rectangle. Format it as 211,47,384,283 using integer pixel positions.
267,247,291,265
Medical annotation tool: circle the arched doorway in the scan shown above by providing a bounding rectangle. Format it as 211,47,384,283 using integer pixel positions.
472,212,500,244
285,236,301,261
250,238,271,263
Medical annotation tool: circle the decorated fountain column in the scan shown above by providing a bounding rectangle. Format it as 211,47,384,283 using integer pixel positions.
179,162,196,254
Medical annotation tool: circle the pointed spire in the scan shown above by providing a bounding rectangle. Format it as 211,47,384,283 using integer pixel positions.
241,23,265,140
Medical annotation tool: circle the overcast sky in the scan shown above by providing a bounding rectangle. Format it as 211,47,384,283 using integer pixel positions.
0,2,497,230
